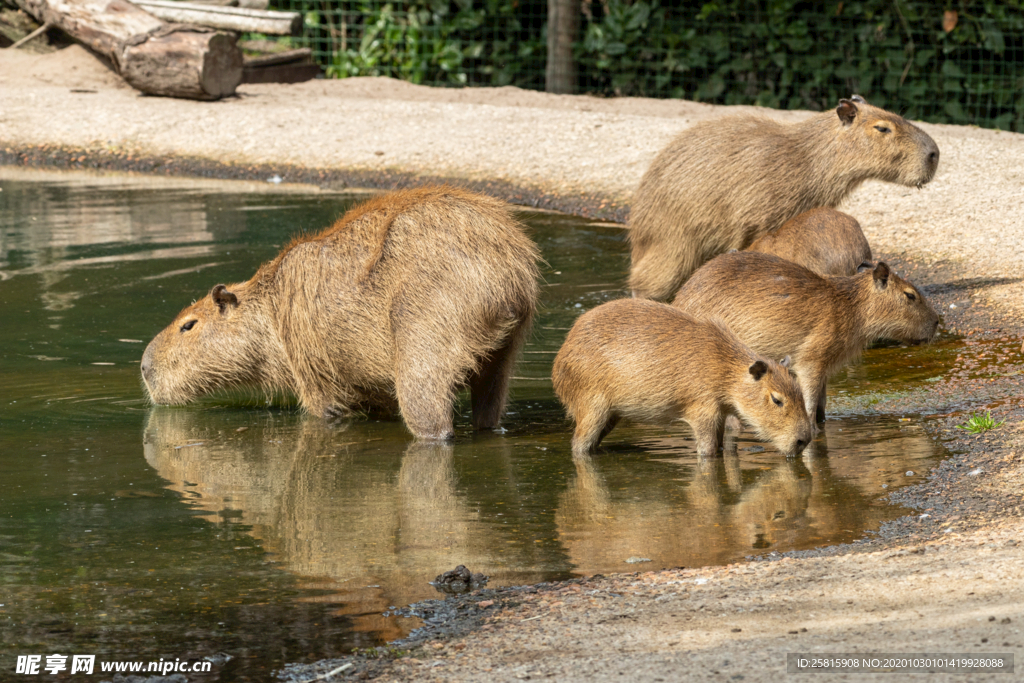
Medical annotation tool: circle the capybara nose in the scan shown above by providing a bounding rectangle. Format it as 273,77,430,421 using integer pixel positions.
795,438,808,453
141,345,155,383
929,150,939,166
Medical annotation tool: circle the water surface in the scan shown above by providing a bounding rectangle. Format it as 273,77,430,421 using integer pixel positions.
0,169,951,679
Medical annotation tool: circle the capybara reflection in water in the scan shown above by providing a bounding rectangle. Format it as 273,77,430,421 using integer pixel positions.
673,251,940,423
552,298,813,457
629,95,939,300
745,208,872,277
142,186,541,440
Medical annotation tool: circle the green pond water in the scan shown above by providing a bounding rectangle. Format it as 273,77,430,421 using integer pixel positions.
0,169,953,680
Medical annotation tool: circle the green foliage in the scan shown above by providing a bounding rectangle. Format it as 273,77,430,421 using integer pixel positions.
573,0,1024,130
955,411,1006,434
273,0,545,88
273,0,1024,131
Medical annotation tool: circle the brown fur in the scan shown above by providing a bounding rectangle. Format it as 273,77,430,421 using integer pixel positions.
672,251,940,422
628,96,940,300
141,186,541,440
745,208,872,276
551,298,813,457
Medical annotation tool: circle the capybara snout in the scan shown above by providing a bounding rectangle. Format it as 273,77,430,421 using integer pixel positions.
745,359,814,457
865,262,941,344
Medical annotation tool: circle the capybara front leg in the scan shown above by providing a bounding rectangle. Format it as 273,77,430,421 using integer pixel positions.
395,362,456,441
691,415,723,458
815,385,827,423
469,325,527,431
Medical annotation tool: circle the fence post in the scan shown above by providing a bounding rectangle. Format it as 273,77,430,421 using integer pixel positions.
546,0,578,94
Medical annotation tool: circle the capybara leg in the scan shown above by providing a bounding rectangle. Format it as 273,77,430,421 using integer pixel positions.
571,407,612,455
724,414,743,433
629,248,688,302
395,363,456,441
691,415,723,458
469,325,527,431
597,415,620,446
815,385,827,423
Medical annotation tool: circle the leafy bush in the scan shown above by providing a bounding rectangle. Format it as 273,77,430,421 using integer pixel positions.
575,0,1024,130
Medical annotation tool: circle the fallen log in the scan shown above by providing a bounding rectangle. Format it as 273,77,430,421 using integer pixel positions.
12,0,242,99
132,0,299,35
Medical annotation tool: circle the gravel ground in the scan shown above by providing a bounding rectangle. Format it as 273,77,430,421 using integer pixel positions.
3,45,1024,683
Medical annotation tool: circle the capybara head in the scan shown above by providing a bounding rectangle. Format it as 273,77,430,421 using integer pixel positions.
735,357,813,457
856,262,940,344
836,95,939,188
141,282,267,405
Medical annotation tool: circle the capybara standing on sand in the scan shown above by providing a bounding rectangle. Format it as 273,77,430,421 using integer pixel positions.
745,208,872,276
673,252,940,422
552,298,813,457
141,186,541,440
628,95,940,300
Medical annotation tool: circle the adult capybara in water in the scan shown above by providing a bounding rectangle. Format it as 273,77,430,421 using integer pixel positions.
745,208,872,276
552,298,813,457
629,95,940,300
673,252,940,422
142,186,541,440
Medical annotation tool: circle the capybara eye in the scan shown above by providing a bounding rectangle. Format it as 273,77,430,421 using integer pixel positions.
179,320,197,333
904,290,917,302
771,394,784,407
874,125,892,134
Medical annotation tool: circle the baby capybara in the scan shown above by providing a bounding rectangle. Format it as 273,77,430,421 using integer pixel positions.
629,95,940,300
745,208,872,276
552,298,813,457
141,186,541,440
673,252,940,422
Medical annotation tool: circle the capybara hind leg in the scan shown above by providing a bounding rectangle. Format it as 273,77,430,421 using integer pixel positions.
469,325,527,431
395,364,456,441
571,407,613,455
630,246,695,301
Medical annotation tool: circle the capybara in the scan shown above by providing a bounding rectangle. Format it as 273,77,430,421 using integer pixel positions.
745,208,872,276
552,298,813,457
628,95,940,300
673,251,940,422
141,186,541,440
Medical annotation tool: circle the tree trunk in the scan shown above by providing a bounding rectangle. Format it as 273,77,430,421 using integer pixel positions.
546,0,578,94
12,0,242,99
132,0,300,36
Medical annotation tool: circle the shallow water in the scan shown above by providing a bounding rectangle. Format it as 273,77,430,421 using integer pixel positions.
0,169,953,679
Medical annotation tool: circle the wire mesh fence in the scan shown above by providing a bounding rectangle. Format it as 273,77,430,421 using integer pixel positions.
264,0,1024,131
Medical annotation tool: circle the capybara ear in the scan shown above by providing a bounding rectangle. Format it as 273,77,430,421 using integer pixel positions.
837,98,858,125
749,360,768,381
780,355,792,369
850,94,868,104
211,284,239,313
857,260,876,273
872,262,891,288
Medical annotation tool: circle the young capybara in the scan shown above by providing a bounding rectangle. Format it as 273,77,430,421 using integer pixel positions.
745,208,872,276
628,95,940,300
672,251,940,422
552,298,813,457
141,186,541,440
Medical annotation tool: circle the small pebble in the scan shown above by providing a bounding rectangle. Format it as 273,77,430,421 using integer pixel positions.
744,445,765,453
906,471,915,476
267,174,282,184
968,468,984,476
625,556,652,564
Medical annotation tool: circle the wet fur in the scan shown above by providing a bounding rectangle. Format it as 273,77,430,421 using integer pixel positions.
673,252,940,423
628,97,940,300
552,298,813,457
745,208,872,276
141,186,541,440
